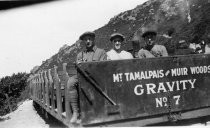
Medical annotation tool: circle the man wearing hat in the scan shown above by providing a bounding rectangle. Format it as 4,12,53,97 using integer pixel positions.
107,33,133,60
138,29,168,58
67,31,106,123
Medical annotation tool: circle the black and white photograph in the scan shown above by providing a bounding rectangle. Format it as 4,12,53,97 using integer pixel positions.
0,0,210,127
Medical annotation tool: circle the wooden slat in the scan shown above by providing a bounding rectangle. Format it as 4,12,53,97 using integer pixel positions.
33,77,36,99
39,73,42,102
39,74,42,101
33,76,36,99
57,69,65,114
43,72,46,105
63,63,71,122
44,70,50,108
34,75,37,99
40,72,45,105
37,74,40,101
32,78,34,99
37,74,39,100
49,69,55,110
54,65,62,118
35,75,38,100
30,78,33,98
52,69,57,111
30,79,32,97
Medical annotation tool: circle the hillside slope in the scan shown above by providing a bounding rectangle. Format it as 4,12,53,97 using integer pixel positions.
37,0,210,71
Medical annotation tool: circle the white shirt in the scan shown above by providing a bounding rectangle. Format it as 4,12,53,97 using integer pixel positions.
205,44,210,54
107,49,133,60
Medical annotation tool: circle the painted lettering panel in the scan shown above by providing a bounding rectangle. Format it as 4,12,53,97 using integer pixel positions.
77,54,210,125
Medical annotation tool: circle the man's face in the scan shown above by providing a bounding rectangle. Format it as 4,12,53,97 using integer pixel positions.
112,37,123,50
83,35,95,48
144,34,156,46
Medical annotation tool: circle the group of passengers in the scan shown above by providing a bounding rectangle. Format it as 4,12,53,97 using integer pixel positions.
69,29,210,123
68,29,170,123
29,26,210,124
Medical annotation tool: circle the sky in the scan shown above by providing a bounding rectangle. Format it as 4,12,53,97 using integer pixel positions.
0,0,147,78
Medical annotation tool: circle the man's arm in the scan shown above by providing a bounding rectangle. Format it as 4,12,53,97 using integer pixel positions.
138,49,154,58
99,50,107,61
161,46,168,57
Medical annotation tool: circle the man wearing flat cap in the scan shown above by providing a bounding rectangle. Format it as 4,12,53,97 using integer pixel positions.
67,31,106,123
107,33,133,60
138,28,168,58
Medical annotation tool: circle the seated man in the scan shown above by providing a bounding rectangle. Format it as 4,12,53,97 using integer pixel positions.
67,31,106,123
138,29,168,58
107,33,133,60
